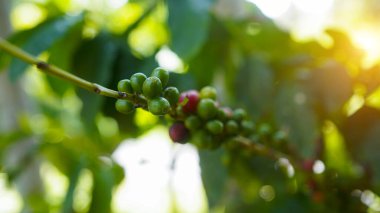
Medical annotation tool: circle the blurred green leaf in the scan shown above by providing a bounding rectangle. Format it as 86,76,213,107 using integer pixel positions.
88,161,122,213
62,158,85,213
306,60,353,115
72,32,118,127
188,20,230,87
167,0,213,60
235,55,274,118
199,149,228,210
341,106,380,192
46,17,84,96
274,84,319,158
8,14,84,81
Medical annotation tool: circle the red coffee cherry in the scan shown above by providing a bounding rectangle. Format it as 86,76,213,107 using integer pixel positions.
169,122,190,144
178,90,200,114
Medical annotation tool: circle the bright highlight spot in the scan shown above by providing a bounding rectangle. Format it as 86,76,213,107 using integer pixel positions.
312,160,325,174
108,0,128,9
112,127,205,212
351,29,380,67
0,174,22,213
259,185,276,202
11,3,47,30
293,0,334,14
40,163,69,206
156,47,185,73
247,0,291,18
276,158,295,177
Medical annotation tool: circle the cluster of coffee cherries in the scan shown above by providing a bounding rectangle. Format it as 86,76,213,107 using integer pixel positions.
115,68,255,149
115,67,179,115
169,87,255,149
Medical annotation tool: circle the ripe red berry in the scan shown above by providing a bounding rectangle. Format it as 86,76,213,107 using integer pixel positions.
169,122,189,144
178,90,200,113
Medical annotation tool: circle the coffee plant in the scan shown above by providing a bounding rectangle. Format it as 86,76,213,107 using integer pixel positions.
1,0,380,212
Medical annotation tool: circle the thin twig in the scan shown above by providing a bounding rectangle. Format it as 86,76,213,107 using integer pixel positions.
0,37,147,107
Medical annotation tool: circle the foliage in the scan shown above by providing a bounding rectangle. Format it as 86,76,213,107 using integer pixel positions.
1,0,380,212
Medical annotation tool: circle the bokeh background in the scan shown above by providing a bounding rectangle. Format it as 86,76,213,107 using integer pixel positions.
1,0,380,212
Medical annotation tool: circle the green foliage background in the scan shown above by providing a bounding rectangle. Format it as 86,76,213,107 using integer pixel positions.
1,0,380,212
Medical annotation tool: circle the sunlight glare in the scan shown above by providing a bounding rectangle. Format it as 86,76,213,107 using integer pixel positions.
246,0,291,18
293,0,334,14
156,47,185,73
108,0,128,9
351,30,380,68
0,174,22,213
112,127,204,213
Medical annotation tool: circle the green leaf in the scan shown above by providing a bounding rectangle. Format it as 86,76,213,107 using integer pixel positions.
188,20,230,87
235,55,274,118
167,0,213,60
8,14,84,81
88,161,122,213
341,106,380,192
46,17,84,96
274,83,319,158
61,158,85,213
306,60,352,115
199,149,228,210
72,32,118,127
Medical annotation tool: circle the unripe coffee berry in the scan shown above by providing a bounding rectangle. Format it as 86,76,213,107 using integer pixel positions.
151,67,169,87
226,120,239,134
200,86,217,100
179,90,200,114
130,73,147,93
148,97,170,115
115,99,135,114
191,130,214,149
164,87,180,106
185,115,201,131
258,123,271,136
241,120,255,134
206,120,224,135
169,122,189,144
117,79,133,94
142,76,162,99
197,98,217,120
217,107,233,121
233,108,247,121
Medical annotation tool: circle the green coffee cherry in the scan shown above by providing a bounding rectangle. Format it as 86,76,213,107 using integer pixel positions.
200,86,217,100
148,97,170,115
226,120,239,134
151,67,169,87
217,107,232,121
206,120,224,135
164,87,180,106
142,77,162,99
258,123,271,136
197,98,217,120
233,108,247,121
117,79,133,94
130,73,147,93
191,130,214,149
115,99,135,114
241,120,255,134
185,115,201,131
